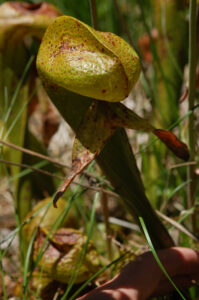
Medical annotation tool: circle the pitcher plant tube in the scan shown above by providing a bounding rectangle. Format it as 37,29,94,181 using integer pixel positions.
36,15,189,208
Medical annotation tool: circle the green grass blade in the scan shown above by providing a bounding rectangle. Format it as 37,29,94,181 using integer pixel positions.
3,86,8,117
139,216,186,300
0,250,7,300
11,160,49,182
0,55,34,138
23,229,37,298
0,198,53,249
69,252,128,300
3,82,41,141
161,1,183,79
168,180,191,201
178,207,195,224
62,192,99,299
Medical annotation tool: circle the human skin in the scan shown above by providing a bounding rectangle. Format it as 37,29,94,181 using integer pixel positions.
77,247,199,300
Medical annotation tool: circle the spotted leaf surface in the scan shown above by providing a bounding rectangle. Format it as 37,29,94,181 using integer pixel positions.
37,15,141,102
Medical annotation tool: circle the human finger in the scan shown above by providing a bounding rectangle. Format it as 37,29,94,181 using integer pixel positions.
153,273,199,296
156,247,199,278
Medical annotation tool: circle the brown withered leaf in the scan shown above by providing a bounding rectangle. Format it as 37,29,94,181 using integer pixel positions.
153,129,189,161
53,101,116,207
53,143,96,208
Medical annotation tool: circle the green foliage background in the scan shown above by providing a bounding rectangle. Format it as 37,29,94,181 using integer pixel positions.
0,0,198,299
